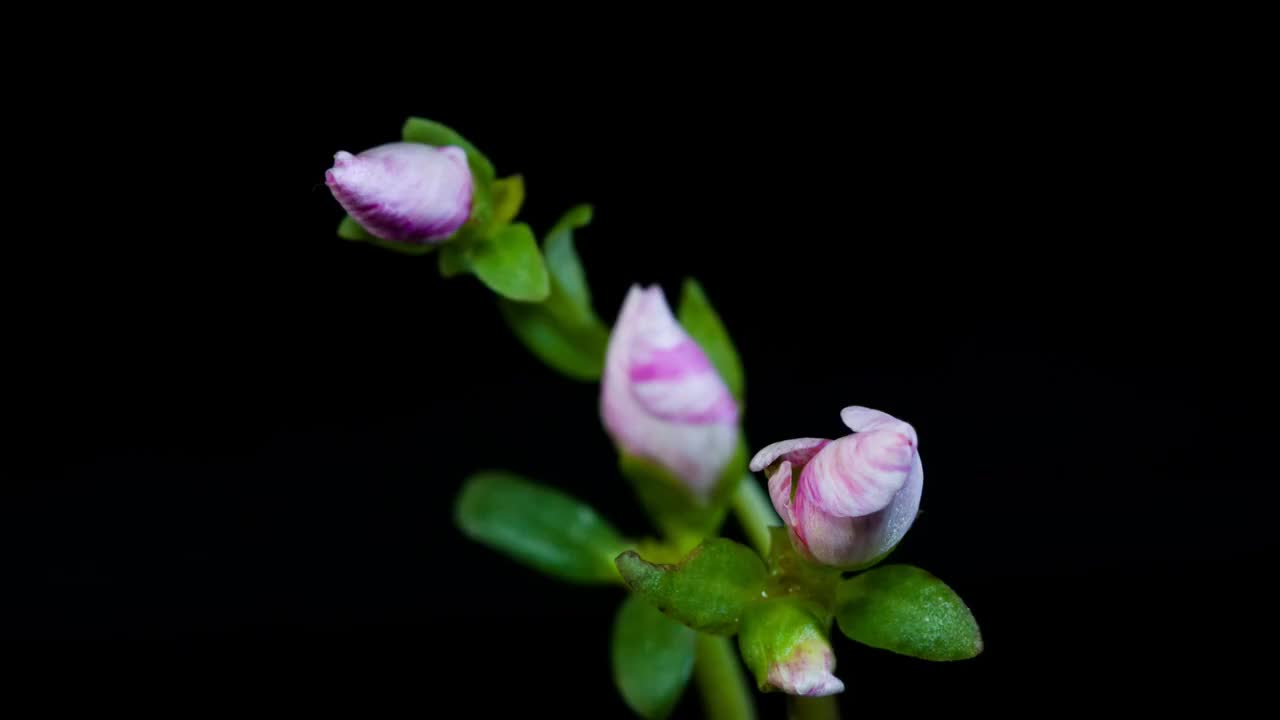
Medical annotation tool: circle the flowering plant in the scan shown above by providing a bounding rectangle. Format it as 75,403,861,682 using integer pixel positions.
323,118,981,718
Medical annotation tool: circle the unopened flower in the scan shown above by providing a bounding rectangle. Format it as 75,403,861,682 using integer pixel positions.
601,285,738,501
739,599,844,696
750,407,923,568
326,142,473,244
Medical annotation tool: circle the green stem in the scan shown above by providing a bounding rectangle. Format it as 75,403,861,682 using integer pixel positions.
733,475,779,556
695,634,756,720
789,696,840,720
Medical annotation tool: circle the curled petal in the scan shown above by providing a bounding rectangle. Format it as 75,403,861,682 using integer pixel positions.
841,405,918,446
749,438,829,473
760,407,924,569
601,285,739,500
800,431,914,518
326,142,473,244
868,452,924,559
791,453,923,567
788,489,853,565
766,460,797,526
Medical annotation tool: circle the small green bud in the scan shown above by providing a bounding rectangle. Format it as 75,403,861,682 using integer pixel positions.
738,598,844,696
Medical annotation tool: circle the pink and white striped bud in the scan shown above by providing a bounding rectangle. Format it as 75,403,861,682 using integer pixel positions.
601,285,739,501
750,407,923,568
326,142,473,244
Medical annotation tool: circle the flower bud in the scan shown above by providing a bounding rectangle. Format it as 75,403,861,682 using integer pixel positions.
739,598,844,696
325,142,473,244
750,407,923,568
601,285,739,501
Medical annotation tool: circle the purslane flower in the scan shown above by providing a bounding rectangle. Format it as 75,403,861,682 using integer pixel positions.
750,407,923,568
326,142,473,244
601,285,739,501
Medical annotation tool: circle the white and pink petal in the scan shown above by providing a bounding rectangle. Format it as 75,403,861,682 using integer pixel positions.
766,638,845,697
326,142,473,244
749,437,829,474
799,432,913,519
600,285,739,500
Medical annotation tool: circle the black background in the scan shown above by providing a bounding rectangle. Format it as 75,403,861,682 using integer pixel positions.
10,32,1274,714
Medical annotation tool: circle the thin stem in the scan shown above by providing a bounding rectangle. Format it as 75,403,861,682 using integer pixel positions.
789,696,840,720
695,633,756,720
733,474,780,556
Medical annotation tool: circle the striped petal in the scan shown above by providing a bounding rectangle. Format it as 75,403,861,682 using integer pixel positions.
800,430,915,518
841,405,918,445
326,142,473,244
750,438,830,473
760,407,925,568
601,285,739,500
767,460,797,527
791,452,923,567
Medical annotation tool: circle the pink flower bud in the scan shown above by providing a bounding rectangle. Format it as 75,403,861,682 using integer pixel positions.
325,142,473,244
601,285,739,501
750,407,923,568
766,634,845,697
739,598,844,697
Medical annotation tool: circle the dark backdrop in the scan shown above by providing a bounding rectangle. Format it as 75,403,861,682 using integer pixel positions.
11,40,1273,714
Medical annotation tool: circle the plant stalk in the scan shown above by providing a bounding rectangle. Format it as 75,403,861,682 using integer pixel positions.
732,474,779,556
695,633,756,720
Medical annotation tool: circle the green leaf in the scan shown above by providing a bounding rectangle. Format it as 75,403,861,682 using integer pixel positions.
498,204,609,380
336,216,433,256
469,223,550,302
401,117,496,184
438,242,471,277
835,565,983,661
612,594,696,720
454,471,626,584
337,215,375,242
469,185,494,230
615,538,767,635
499,301,608,380
488,175,525,230
543,204,595,318
678,278,745,403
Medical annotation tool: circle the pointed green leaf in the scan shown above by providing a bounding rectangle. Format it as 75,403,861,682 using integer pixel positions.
499,204,608,379
401,117,496,184
499,300,608,380
543,204,595,317
438,242,471,277
337,215,375,242
469,223,550,302
835,565,983,661
469,186,494,230
677,278,745,403
488,175,525,229
612,594,696,720
615,538,767,635
455,471,626,584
